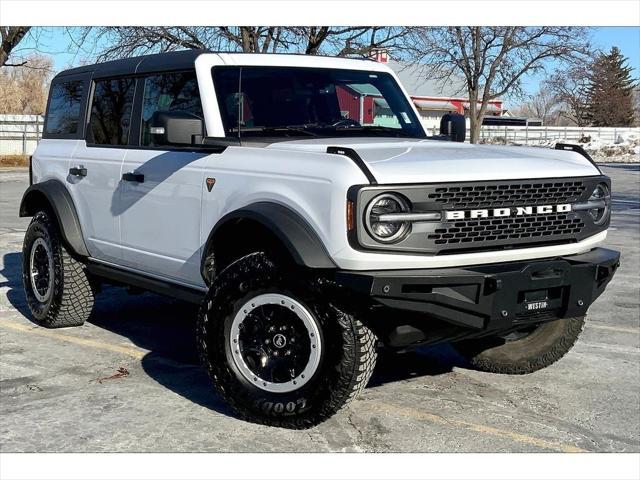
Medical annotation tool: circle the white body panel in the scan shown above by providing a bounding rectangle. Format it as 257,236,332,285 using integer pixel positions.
31,53,608,290
30,139,78,186
68,143,124,263
267,138,600,183
119,149,209,287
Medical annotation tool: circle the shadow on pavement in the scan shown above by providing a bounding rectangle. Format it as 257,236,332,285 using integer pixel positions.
1,252,31,318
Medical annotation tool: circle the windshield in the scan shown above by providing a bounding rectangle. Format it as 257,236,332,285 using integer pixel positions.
212,66,425,139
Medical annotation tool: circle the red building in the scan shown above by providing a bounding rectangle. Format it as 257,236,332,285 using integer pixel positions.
336,85,376,124
371,50,504,129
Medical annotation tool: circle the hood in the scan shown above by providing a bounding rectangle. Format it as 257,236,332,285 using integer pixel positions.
266,138,600,184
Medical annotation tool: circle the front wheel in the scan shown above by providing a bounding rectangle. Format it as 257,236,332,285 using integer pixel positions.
452,316,585,374
197,252,377,429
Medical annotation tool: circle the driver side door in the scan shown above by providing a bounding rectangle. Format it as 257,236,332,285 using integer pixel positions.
118,71,209,288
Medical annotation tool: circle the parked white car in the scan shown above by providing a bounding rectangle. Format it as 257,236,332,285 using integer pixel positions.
20,50,619,428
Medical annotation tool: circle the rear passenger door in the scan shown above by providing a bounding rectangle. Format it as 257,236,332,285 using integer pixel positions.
38,76,89,189
69,77,136,263
118,71,209,287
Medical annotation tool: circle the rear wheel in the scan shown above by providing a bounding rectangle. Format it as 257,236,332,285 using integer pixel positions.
197,252,377,429
452,317,585,374
22,210,94,328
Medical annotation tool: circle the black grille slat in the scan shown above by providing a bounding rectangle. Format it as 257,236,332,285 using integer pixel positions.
427,181,586,209
427,213,585,246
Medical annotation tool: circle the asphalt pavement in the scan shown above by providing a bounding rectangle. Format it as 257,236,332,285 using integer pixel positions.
1,165,638,452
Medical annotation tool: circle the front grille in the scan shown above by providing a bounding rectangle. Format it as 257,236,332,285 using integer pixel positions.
427,213,585,246
427,181,586,210
353,176,608,255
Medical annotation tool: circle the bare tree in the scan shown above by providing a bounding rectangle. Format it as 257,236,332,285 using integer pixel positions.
405,27,591,143
546,63,592,126
1,26,31,67
511,86,562,125
73,26,411,61
0,54,53,113
77,27,297,60
293,26,410,56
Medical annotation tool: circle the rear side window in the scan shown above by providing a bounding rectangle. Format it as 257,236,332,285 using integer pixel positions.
45,80,84,135
141,72,202,146
89,78,136,145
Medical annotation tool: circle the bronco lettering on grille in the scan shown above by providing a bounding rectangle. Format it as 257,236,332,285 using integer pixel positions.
444,204,572,221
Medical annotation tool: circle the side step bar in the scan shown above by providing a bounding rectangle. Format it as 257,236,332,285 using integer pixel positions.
86,262,205,305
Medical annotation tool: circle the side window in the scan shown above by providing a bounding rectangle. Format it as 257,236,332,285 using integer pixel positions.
45,80,84,135
141,72,203,146
89,78,135,145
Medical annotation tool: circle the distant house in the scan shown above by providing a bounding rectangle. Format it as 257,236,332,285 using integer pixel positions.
370,50,505,130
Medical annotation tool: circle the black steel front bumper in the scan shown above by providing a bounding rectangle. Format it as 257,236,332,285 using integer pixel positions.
336,248,620,333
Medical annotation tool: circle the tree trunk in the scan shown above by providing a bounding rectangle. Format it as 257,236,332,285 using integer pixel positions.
469,115,481,144
1,26,30,68
240,27,252,53
468,90,480,144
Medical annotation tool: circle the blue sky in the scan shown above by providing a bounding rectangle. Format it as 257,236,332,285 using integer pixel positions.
519,27,640,100
14,26,640,100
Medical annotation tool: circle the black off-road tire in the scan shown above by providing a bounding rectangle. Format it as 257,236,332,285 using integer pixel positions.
453,316,585,374
22,210,94,328
197,252,377,429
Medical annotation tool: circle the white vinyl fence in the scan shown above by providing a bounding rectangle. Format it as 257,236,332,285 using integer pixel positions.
0,115,45,155
1,114,638,156
475,125,639,145
420,123,639,144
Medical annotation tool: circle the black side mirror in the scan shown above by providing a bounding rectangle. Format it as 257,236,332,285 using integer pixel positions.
440,112,466,142
149,111,204,146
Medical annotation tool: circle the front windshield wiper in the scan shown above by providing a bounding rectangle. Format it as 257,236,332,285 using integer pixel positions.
233,125,321,137
332,125,417,138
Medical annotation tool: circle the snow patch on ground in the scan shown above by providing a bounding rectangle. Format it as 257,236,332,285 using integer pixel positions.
481,130,640,163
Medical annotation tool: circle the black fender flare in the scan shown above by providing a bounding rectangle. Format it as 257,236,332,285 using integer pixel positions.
203,202,336,278
19,180,90,257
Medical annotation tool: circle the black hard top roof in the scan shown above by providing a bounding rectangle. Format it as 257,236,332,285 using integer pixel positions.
53,49,210,80
52,50,376,82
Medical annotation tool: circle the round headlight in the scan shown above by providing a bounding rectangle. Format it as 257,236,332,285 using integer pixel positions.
588,183,610,224
365,193,411,243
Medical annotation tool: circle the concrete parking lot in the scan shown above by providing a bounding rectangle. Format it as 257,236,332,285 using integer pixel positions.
1,165,639,453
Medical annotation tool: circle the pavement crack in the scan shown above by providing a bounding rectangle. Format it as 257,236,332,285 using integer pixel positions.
346,410,368,452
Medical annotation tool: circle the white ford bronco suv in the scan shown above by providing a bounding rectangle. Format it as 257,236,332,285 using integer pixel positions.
21,50,620,428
